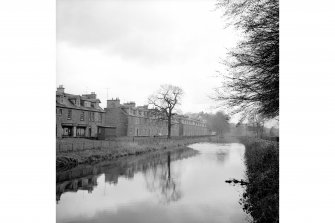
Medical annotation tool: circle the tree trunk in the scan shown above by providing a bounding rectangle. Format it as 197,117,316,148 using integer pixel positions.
167,152,171,179
167,116,171,139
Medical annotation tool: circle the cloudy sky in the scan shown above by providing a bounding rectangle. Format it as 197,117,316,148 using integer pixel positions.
57,0,239,115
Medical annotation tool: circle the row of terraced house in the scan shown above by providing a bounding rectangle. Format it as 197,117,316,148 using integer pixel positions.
56,85,209,139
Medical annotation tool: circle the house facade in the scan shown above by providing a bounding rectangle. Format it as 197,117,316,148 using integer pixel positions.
177,115,209,136
105,98,209,137
105,98,179,137
56,85,115,139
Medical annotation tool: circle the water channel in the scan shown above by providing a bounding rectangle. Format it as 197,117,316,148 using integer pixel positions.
56,143,250,223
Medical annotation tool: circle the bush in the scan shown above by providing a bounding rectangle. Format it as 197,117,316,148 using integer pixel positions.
240,137,279,223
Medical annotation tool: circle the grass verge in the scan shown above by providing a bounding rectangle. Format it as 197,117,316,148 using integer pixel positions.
56,136,231,171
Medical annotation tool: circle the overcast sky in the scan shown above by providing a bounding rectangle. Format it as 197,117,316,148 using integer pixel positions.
57,0,239,116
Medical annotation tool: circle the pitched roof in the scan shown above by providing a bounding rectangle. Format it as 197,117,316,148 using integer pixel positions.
56,93,104,112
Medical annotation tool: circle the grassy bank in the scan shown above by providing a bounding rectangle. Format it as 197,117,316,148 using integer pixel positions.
239,137,279,223
56,136,229,171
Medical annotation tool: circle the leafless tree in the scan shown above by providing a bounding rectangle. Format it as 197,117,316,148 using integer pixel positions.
148,84,184,138
247,114,265,138
215,0,279,121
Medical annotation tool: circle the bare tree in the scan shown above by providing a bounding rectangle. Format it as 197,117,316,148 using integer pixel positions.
215,0,279,120
247,114,265,138
148,84,184,138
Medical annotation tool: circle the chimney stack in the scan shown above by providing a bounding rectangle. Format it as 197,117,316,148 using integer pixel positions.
90,92,96,99
82,92,97,99
124,101,136,108
107,98,120,108
57,85,65,94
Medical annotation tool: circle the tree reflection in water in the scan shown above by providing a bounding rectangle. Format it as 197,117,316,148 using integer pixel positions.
56,148,198,203
216,151,228,163
144,152,182,204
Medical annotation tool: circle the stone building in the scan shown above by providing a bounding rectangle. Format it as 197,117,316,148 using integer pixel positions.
105,98,179,137
105,98,209,137
177,115,209,136
56,85,115,139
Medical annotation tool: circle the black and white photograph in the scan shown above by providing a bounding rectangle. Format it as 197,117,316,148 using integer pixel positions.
55,0,279,223
8,0,335,223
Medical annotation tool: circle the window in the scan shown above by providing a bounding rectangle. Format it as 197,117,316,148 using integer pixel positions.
99,113,102,122
89,112,94,121
57,108,62,115
62,126,72,136
80,111,85,121
84,101,91,107
67,110,72,120
76,127,85,137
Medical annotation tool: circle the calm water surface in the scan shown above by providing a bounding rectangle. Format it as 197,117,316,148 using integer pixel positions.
56,143,250,223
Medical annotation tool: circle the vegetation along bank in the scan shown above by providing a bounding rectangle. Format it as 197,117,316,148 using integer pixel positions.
56,136,230,171
239,137,279,223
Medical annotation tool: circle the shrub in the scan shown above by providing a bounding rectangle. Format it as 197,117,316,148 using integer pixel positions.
240,137,279,223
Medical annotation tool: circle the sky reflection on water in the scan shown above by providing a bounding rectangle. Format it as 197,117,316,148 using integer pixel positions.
56,143,249,223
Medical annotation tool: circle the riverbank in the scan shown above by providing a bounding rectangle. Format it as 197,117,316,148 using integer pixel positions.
56,136,231,171
239,137,279,223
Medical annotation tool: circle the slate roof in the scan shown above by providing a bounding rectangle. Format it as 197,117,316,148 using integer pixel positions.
56,93,104,112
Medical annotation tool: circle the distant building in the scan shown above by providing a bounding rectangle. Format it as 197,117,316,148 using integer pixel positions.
104,98,209,137
56,85,115,139
177,115,209,136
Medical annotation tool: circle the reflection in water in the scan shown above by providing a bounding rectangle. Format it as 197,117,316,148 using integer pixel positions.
216,150,229,163
56,175,98,202
56,143,250,223
144,152,181,204
56,148,197,203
